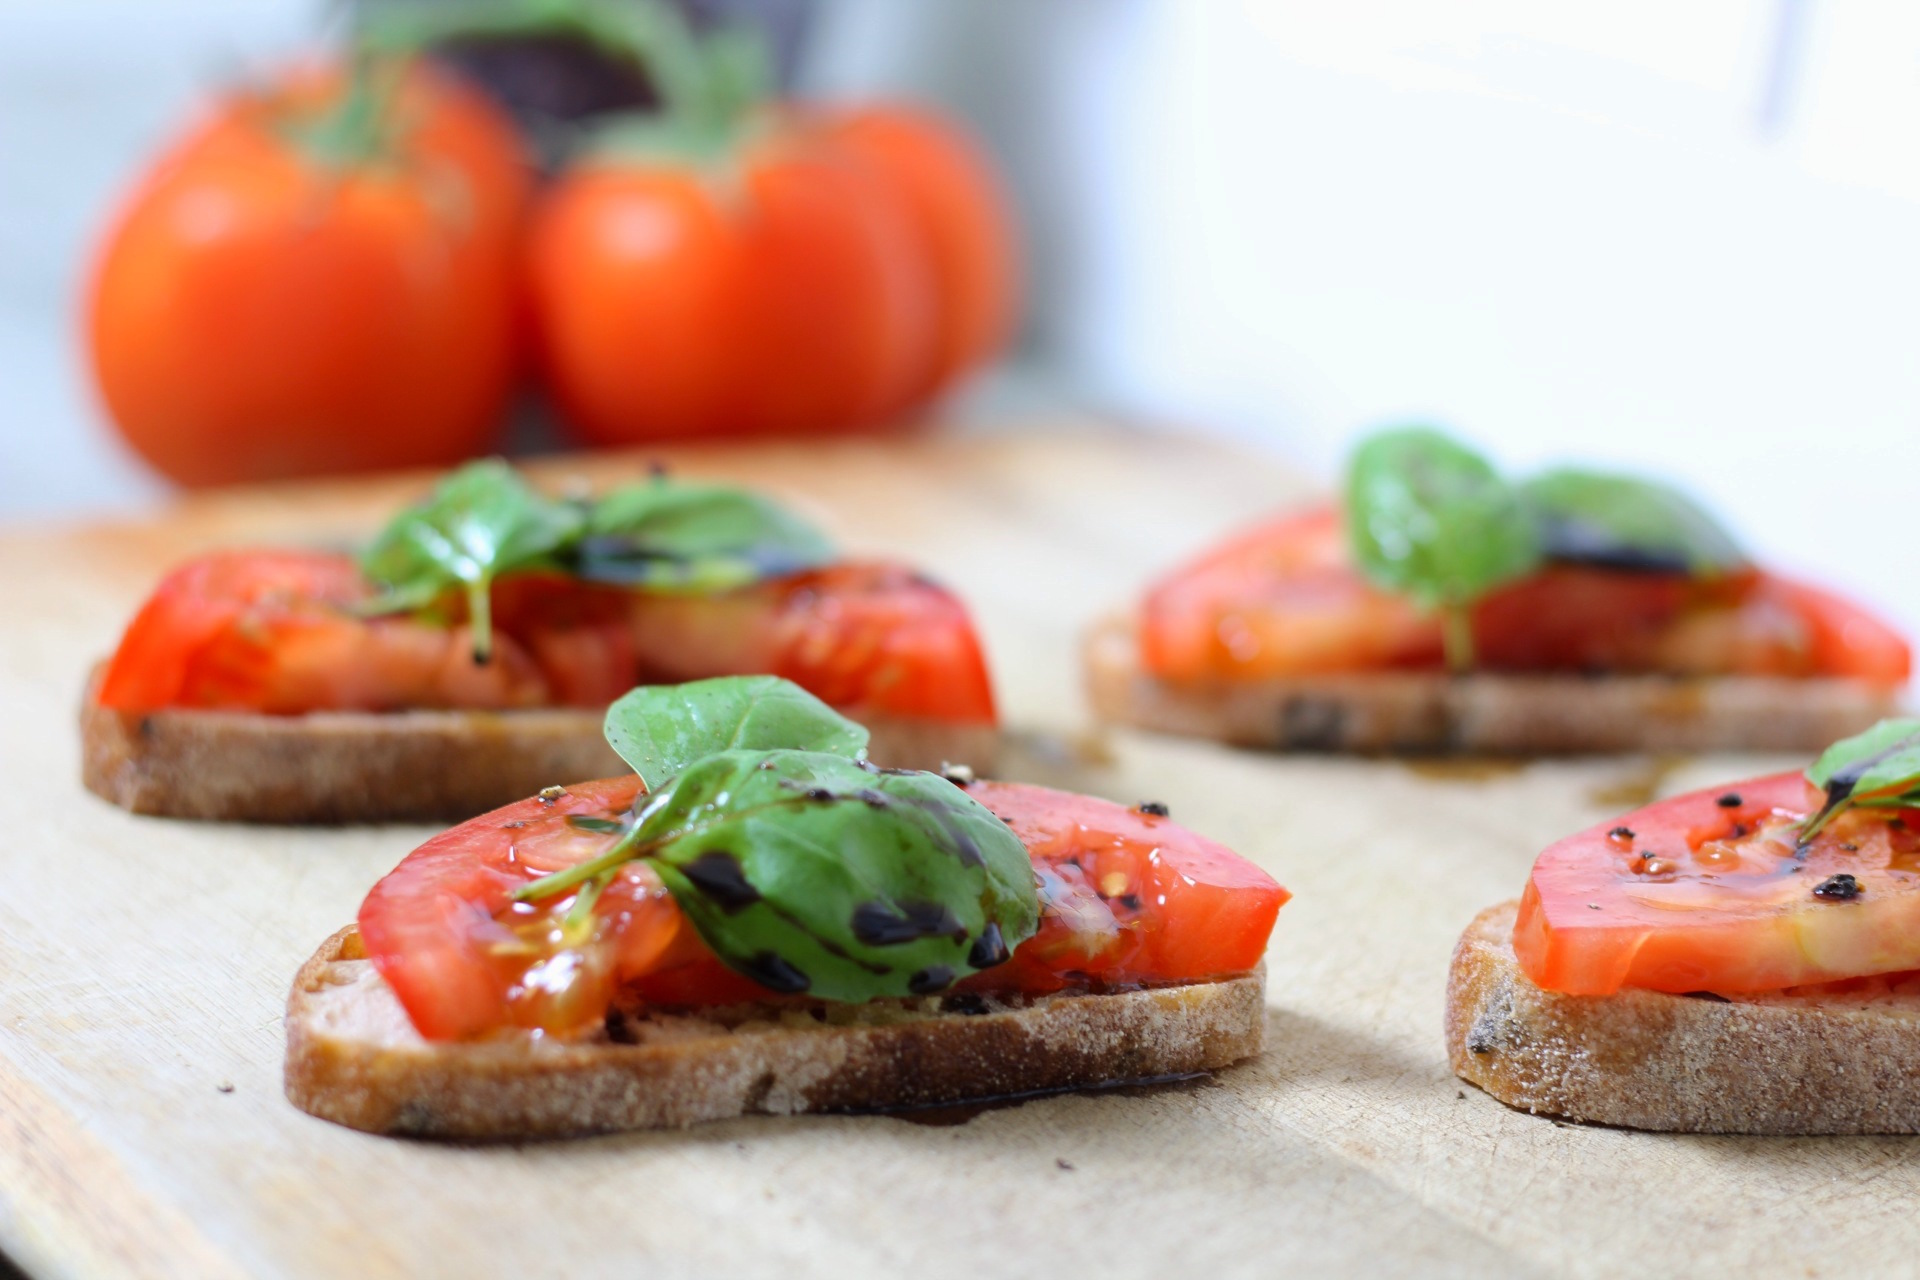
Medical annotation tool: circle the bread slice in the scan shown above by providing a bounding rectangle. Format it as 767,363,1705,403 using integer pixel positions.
79,669,998,824
1447,900,1920,1134
1085,614,1901,754
284,927,1267,1138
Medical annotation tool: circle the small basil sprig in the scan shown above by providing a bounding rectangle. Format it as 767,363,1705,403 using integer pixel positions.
360,460,585,663
570,479,835,592
520,677,1037,1001
358,462,836,664
1346,426,1541,669
1344,426,1751,669
1522,468,1745,577
603,675,869,789
1801,718,1920,842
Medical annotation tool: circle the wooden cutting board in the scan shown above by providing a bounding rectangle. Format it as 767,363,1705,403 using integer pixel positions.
1,424,1911,1280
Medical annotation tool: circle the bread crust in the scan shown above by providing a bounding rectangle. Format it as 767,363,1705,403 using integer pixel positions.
79,668,998,824
285,927,1267,1138
1085,614,1902,754
1448,900,1920,1134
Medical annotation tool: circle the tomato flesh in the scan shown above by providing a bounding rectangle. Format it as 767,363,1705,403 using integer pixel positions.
1140,504,1909,683
1515,771,1920,995
958,783,1288,995
357,777,1287,1041
96,551,994,724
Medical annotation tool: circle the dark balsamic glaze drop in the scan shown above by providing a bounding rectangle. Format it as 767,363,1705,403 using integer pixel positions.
1813,873,1861,901
740,951,811,994
909,965,956,994
678,852,761,913
967,922,1009,969
851,900,966,946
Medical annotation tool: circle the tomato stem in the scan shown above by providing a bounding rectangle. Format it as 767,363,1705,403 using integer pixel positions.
579,2,773,161
279,48,407,171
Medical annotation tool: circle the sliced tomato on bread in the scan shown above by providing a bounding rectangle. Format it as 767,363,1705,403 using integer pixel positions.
1514,771,1920,995
1139,503,1910,683
357,777,1287,1041
96,551,996,724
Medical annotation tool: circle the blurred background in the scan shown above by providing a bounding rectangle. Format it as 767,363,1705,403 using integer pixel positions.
5,0,1919,638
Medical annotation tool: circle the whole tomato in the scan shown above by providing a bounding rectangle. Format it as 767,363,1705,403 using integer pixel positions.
528,123,938,442
824,104,1020,406
526,26,1020,444
87,60,531,487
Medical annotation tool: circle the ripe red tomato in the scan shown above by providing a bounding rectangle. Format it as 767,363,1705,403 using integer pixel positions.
1139,503,1911,683
94,551,997,726
527,104,1018,443
1515,772,1920,995
825,105,1021,405
357,777,1287,1041
87,61,531,487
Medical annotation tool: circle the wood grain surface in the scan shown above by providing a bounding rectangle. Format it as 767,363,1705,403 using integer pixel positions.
1,424,1915,1280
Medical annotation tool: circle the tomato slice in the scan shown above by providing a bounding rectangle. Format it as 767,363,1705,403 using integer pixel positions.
1514,771,1920,995
96,550,368,709
359,777,697,1040
767,563,996,723
97,552,997,724
1140,508,1440,679
357,776,1287,1041
1762,576,1911,683
958,781,1289,995
1139,504,1909,683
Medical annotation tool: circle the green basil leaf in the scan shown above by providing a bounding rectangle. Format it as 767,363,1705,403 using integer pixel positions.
360,460,586,659
604,675,869,790
1521,468,1745,577
636,750,1039,1001
1807,718,1920,794
571,479,834,593
1801,718,1920,840
1345,426,1540,665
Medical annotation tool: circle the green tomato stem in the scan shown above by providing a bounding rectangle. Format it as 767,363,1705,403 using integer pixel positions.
1441,604,1476,673
280,48,405,172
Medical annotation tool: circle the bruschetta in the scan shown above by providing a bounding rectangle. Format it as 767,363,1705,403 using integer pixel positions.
82,461,998,821
1088,426,1908,754
283,676,1288,1136
1448,717,1920,1132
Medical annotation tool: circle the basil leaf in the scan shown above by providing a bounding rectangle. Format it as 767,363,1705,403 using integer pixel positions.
1345,426,1540,666
360,460,585,660
604,675,869,790
570,479,834,593
1522,468,1745,577
1802,717,1920,839
636,750,1039,1001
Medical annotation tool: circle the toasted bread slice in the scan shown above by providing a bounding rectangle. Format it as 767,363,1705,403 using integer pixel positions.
284,927,1267,1138
1447,900,1920,1134
1085,614,1900,755
80,669,998,824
